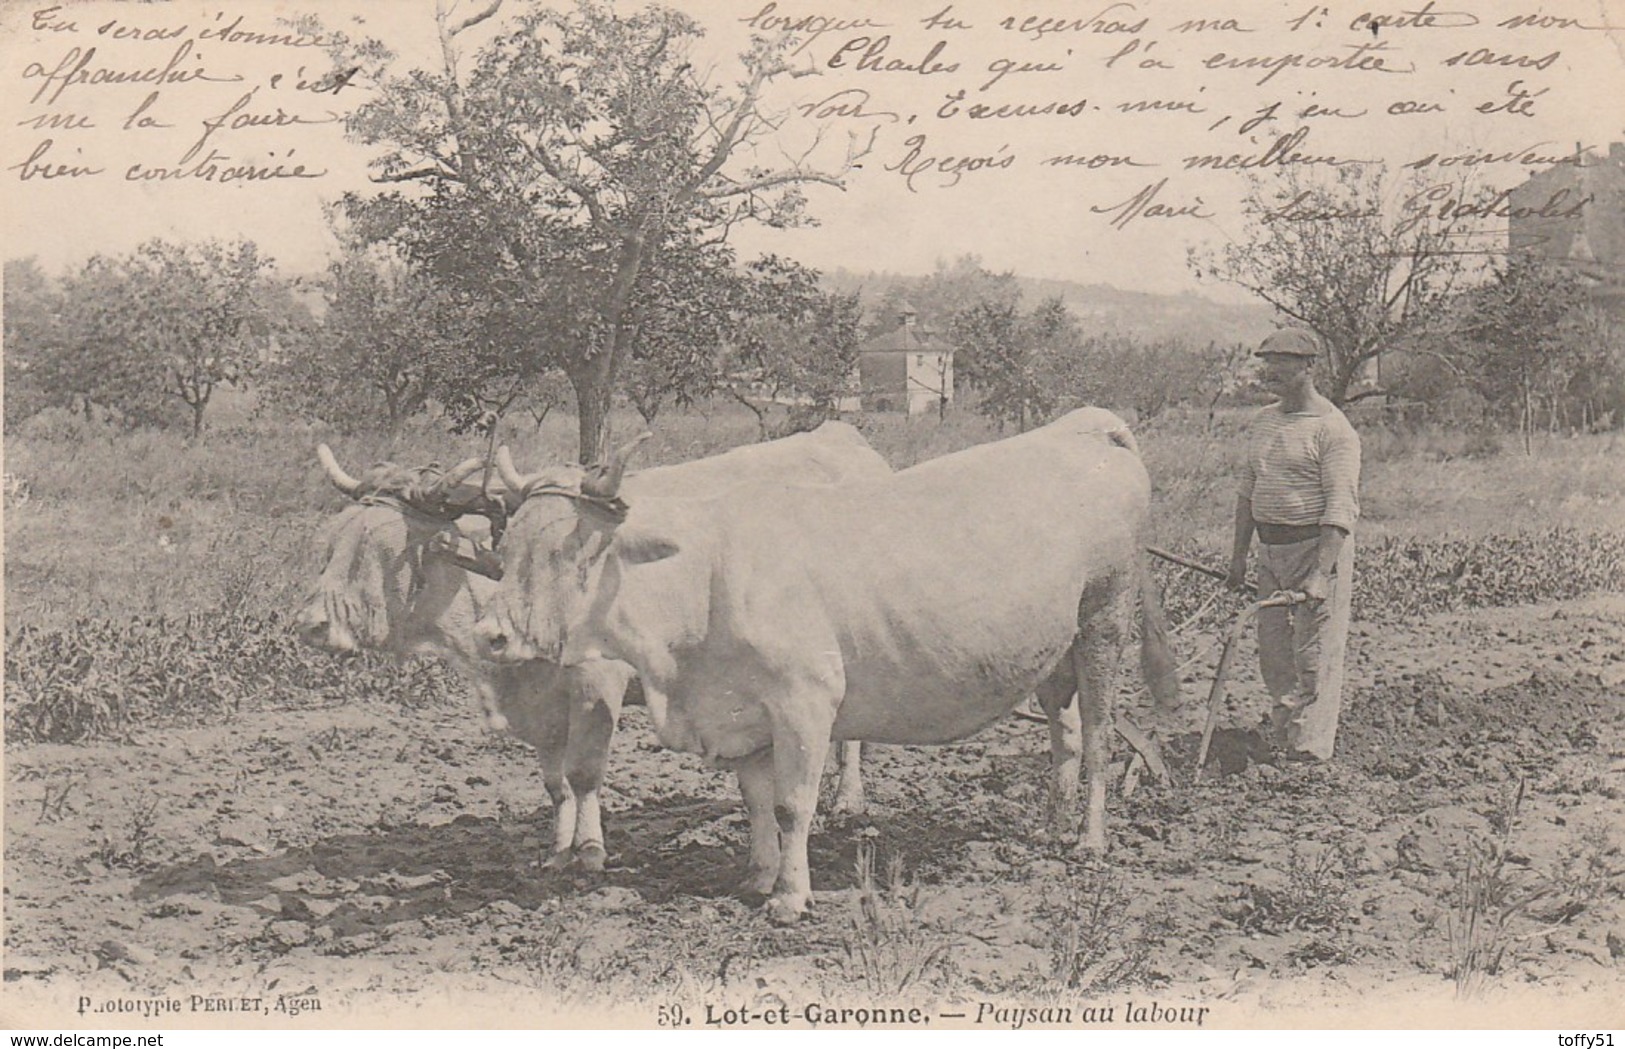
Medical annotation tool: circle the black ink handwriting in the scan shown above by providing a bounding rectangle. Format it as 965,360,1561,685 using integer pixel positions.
1183,126,1371,170
883,134,1014,191
827,36,959,75
1203,40,1414,85
180,86,339,165
9,138,105,180
1349,3,1478,32
1404,141,1585,170
1091,178,1213,230
125,148,327,183
22,41,244,107
1000,3,1148,40
981,56,1065,92
939,90,1087,119
796,88,899,122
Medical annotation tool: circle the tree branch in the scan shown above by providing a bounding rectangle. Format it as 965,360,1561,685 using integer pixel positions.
697,169,847,199
449,0,503,37
372,164,461,183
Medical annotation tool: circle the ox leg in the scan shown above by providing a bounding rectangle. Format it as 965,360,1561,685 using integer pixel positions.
1073,583,1132,854
564,662,632,874
831,741,866,816
1035,662,1082,843
735,750,781,897
533,681,578,871
565,700,615,873
765,700,836,924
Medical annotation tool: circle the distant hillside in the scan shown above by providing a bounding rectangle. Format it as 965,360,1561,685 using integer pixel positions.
822,267,1278,347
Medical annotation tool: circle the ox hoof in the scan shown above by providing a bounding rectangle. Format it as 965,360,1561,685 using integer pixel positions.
1072,836,1108,857
738,870,777,899
831,795,867,817
764,895,809,926
576,843,607,873
542,849,575,872
1034,828,1077,849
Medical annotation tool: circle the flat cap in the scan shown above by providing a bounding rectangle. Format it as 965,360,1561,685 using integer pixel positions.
1256,328,1321,358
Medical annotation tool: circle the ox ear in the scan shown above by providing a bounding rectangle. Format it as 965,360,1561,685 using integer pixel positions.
612,523,681,566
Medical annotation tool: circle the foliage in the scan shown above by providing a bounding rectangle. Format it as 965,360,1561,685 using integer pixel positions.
2,241,282,437
2,257,62,427
723,255,865,438
1191,166,1474,404
1039,867,1168,993
1227,843,1357,935
618,241,751,425
1444,781,1546,998
864,255,1022,361
841,842,954,996
262,245,458,434
1440,260,1604,450
3,613,460,745
950,297,1078,432
1077,335,1249,425
328,0,867,460
1153,527,1625,632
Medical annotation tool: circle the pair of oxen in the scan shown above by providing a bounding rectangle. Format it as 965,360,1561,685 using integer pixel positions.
297,408,1177,923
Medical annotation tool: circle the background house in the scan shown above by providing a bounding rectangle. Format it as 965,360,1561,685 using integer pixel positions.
1508,141,1625,314
857,305,954,415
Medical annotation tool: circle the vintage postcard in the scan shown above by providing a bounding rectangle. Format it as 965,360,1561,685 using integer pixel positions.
4,0,1623,1033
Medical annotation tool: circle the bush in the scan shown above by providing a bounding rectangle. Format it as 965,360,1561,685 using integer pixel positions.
1153,527,1625,629
4,612,462,744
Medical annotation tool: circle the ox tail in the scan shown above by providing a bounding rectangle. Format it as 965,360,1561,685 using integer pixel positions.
1137,552,1180,712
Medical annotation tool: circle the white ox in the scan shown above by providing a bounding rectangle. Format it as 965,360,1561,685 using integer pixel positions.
473,406,1178,922
295,423,889,872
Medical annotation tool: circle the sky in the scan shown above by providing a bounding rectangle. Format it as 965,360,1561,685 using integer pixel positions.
3,0,1623,298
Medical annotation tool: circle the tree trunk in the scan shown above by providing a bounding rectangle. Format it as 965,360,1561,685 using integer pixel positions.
1326,359,1357,406
726,387,769,441
384,389,402,436
570,364,614,465
191,398,206,439
1522,377,1533,456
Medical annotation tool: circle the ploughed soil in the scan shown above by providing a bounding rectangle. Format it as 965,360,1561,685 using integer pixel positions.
6,596,1625,1030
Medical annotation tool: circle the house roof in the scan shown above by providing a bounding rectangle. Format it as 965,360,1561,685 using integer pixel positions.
859,308,954,354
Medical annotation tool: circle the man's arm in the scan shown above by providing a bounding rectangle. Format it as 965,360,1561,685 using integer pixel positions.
1301,524,1347,601
1228,493,1255,590
1308,416,1361,600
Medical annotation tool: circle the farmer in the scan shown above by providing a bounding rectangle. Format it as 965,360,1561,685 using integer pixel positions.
1226,327,1362,760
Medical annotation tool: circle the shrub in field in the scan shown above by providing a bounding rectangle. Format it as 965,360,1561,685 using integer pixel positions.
841,842,955,997
1355,528,1625,621
4,612,462,744
1152,527,1625,631
1227,843,1358,935
1039,867,1168,993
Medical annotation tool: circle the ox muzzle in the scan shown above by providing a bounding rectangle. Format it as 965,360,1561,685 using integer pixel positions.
293,597,357,654
472,611,555,664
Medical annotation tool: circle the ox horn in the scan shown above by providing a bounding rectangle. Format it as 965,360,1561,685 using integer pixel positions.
317,443,363,497
581,432,651,500
439,457,485,491
494,445,529,493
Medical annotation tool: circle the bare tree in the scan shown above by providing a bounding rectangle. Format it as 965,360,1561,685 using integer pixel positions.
1190,165,1476,405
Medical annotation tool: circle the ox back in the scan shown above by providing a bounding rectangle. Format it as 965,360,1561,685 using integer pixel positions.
597,407,1148,748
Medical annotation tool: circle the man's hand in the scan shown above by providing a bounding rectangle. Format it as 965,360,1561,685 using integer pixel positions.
1301,567,1330,602
1225,558,1250,593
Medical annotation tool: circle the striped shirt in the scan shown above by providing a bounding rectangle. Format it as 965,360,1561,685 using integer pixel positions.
1237,404,1362,532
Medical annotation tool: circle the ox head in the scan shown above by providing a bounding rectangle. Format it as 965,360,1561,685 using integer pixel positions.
295,444,499,654
474,432,660,664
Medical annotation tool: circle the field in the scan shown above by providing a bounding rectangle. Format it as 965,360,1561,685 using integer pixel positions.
5,403,1625,1029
